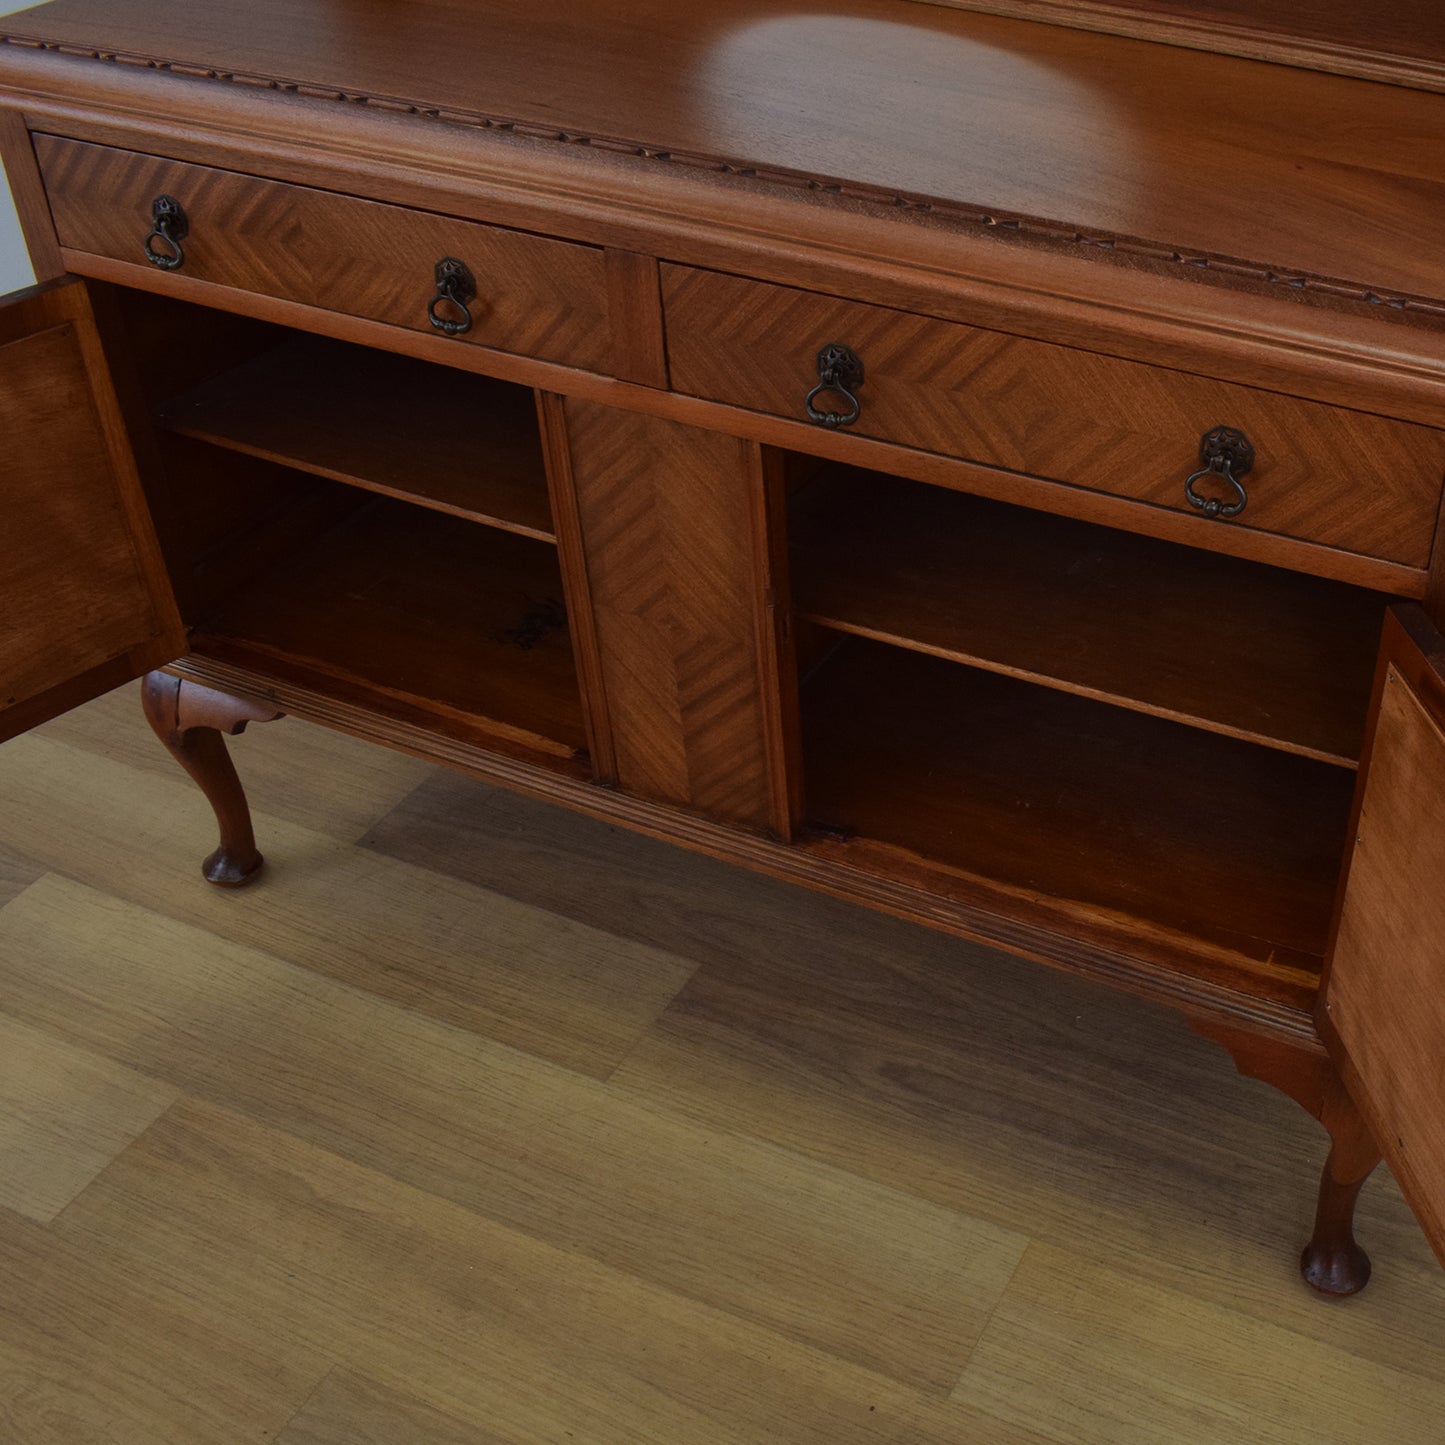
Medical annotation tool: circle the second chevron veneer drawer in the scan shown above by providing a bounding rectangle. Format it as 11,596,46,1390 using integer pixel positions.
37,136,629,378
662,264,1445,571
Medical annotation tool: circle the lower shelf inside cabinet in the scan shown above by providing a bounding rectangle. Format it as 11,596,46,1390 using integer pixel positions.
190,495,588,765
799,636,1354,999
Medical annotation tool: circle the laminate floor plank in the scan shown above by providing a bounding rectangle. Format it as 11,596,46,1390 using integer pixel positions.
276,1370,517,1445
4,690,1443,1440
0,1208,329,1444
0,1013,177,1223
0,733,696,1078
361,776,1445,1387
956,1244,1445,1445
0,874,1026,1393
0,842,44,910
36,679,434,843
53,1098,1048,1445
362,766,845,963
610,932,1445,1387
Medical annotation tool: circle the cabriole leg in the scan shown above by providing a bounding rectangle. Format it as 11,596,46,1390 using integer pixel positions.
1190,1019,1380,1298
1300,1078,1381,1297
141,670,283,887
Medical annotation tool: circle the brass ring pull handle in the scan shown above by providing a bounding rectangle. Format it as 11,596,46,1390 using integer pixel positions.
805,343,865,428
1184,425,1254,519
142,194,188,271
428,257,477,337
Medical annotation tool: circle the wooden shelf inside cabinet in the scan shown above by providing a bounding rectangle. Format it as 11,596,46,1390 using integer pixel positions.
800,637,1355,1006
790,468,1388,767
157,334,556,543
192,497,586,765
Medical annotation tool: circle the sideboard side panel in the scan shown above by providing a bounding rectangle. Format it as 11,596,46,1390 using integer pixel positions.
560,398,778,832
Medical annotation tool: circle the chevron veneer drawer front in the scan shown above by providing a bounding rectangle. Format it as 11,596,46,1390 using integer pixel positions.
36,136,626,377
662,265,1445,571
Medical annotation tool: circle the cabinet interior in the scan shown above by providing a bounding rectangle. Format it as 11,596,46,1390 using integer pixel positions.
116,289,587,772
781,459,1397,996
109,283,1402,1005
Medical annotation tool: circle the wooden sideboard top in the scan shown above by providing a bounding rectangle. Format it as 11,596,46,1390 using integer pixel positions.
913,1,1445,93
4,0,1445,315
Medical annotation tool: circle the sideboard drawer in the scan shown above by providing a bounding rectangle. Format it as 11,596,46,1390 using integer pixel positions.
662,265,1445,569
36,136,621,377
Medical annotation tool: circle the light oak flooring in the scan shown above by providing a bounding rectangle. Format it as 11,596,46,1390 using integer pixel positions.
1,682,1443,1442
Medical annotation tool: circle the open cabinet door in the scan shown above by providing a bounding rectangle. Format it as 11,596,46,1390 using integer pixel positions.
0,277,185,742
1322,604,1445,1268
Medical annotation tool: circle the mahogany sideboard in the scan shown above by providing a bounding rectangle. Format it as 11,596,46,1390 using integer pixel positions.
2,0,1445,1301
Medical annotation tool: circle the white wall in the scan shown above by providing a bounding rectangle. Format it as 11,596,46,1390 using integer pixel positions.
0,0,44,294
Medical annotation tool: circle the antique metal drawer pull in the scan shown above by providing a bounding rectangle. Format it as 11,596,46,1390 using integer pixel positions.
142,194,188,271
1184,425,1254,519
805,343,865,428
428,257,477,336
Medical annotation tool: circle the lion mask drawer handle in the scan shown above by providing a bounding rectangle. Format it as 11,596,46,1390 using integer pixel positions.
428,256,477,337
805,342,865,428
143,194,189,271
1185,425,1254,519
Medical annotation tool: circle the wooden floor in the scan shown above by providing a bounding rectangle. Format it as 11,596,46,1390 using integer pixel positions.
1,684,1444,1443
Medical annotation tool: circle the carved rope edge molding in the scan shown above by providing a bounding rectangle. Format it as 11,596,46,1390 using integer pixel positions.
5,33,1443,320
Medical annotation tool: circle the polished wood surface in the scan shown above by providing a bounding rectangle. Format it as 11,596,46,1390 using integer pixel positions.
4,0,1445,1301
913,0,1445,91
801,637,1353,1003
535,391,616,781
602,247,669,391
1428,485,1445,635
557,399,779,831
3,692,1445,1442
790,467,1387,766
1325,607,1445,1270
34,228,1440,599
0,108,62,282
9,35,1445,445
158,334,556,542
0,278,184,743
9,0,1445,309
53,244,1428,602
665,265,1445,570
36,136,623,376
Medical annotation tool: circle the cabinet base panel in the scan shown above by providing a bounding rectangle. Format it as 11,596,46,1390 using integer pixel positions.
165,653,1323,1049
